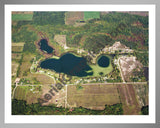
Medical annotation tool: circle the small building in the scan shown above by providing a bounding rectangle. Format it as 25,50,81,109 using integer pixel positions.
15,78,20,83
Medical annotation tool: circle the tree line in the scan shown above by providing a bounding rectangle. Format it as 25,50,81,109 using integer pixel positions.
12,99,123,115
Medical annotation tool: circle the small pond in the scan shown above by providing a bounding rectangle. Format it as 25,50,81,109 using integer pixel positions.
38,39,53,54
97,55,110,67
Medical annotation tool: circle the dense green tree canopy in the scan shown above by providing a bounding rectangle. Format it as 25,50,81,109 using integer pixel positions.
12,99,123,115
84,34,112,54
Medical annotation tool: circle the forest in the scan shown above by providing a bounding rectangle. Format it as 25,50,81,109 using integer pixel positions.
12,99,123,115
84,34,112,54
65,12,148,55
12,11,148,55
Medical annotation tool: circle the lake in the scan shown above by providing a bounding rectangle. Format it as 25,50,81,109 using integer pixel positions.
40,53,112,77
97,55,110,67
40,53,93,77
38,39,53,54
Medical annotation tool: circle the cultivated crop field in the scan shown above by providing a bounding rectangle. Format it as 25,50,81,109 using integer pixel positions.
12,43,25,53
40,85,66,107
18,53,34,77
67,84,120,110
14,85,42,104
65,12,84,25
15,52,56,85
117,84,141,115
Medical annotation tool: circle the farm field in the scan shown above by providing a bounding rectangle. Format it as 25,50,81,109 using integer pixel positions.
14,85,42,104
100,11,148,16
117,84,141,115
26,74,55,85
84,11,100,21
133,84,148,107
12,14,33,21
12,11,33,14
12,43,25,53
67,84,120,110
12,42,25,46
17,53,55,84
65,11,100,25
12,53,22,60
65,12,84,25
13,52,56,85
40,85,66,107
12,61,19,76
18,53,34,77
12,46,24,53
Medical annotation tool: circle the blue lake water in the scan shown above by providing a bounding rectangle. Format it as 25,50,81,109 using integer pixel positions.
38,39,53,54
40,53,93,77
97,55,110,67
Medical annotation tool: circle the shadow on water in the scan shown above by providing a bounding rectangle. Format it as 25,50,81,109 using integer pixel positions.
38,39,53,54
40,53,93,77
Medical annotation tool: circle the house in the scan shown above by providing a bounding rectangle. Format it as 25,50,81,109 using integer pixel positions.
15,78,20,86
15,78,20,83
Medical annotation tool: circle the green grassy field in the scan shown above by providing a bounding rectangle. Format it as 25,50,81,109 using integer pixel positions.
84,12,100,21
12,14,33,21
90,55,113,77
90,64,113,77
14,86,42,104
